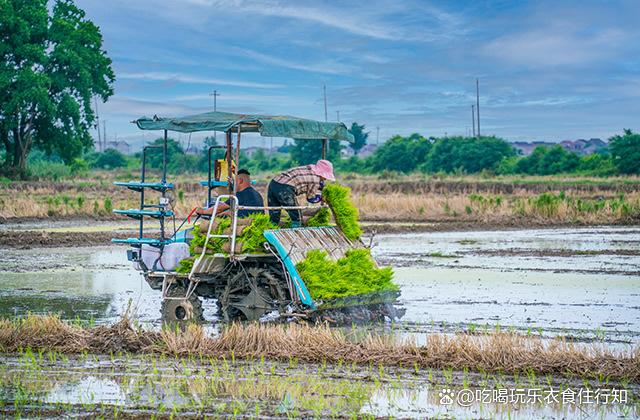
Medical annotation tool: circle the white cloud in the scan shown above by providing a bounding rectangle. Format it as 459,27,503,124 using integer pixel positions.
483,26,626,67
239,49,356,75
183,0,461,42
119,72,283,89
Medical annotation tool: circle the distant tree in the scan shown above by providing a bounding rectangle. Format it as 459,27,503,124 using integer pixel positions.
609,129,640,174
348,122,368,155
277,139,291,154
425,136,514,174
147,138,185,169
370,133,431,173
577,153,616,176
203,135,219,150
514,145,579,175
90,148,127,169
289,139,342,165
0,0,115,177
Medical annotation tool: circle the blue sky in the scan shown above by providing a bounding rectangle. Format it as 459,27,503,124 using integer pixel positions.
77,0,640,149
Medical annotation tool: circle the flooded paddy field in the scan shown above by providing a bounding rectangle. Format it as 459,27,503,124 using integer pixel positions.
1,350,637,419
0,225,638,418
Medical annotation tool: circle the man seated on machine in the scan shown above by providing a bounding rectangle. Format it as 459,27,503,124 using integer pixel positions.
196,169,264,218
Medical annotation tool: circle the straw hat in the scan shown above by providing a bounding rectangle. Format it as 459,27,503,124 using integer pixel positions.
310,159,335,181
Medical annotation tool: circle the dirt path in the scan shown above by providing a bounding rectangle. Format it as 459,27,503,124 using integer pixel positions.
1,219,638,248
0,230,131,248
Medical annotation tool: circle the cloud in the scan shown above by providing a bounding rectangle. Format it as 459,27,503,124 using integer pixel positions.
100,96,207,118
482,24,627,68
184,0,462,42
238,49,356,75
119,72,283,89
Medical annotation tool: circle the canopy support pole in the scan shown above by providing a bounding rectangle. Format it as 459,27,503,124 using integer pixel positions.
234,126,241,198
162,130,167,183
321,138,327,159
225,131,233,190
160,129,168,241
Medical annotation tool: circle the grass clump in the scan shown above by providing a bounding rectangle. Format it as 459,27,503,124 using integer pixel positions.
296,249,397,301
322,183,362,241
306,207,331,227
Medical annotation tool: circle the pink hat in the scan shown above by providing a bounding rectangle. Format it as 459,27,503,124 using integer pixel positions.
311,159,335,181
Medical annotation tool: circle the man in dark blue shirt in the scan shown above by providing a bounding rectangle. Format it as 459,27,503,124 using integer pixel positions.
234,169,264,217
196,169,264,218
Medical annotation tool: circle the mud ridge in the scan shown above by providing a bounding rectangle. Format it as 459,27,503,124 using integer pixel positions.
0,315,638,381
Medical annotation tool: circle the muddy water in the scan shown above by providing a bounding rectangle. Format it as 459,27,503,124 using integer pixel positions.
0,226,638,344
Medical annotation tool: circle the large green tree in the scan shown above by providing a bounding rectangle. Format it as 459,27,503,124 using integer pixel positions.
426,136,515,174
609,129,640,174
511,145,579,175
348,122,368,155
0,0,114,176
370,133,432,173
290,138,342,165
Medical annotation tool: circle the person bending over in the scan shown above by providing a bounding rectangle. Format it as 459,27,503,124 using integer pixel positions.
267,159,335,227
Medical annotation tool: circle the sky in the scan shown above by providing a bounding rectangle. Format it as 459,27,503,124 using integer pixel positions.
77,0,640,150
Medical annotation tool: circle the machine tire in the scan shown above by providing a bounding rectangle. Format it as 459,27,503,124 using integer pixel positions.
220,266,287,322
160,285,204,323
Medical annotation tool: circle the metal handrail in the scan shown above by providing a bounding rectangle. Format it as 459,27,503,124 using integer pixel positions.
188,194,238,281
236,204,328,211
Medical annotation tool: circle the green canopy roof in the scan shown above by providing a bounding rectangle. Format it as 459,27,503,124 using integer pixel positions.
134,111,354,143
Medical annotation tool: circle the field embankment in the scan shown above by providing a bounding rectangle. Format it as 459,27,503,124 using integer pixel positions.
1,174,640,228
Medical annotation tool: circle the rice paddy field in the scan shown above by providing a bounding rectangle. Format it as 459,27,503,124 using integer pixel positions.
0,218,638,418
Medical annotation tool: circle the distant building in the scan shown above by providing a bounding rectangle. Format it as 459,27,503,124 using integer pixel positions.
104,140,130,155
243,147,269,158
341,143,379,158
184,145,202,155
512,139,606,156
559,138,606,155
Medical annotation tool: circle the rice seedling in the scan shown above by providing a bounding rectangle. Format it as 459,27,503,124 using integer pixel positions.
295,249,398,300
322,183,362,240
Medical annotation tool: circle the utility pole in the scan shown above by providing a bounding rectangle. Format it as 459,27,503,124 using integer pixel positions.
323,85,329,158
336,110,340,122
323,85,328,122
210,90,220,140
209,90,220,112
94,96,102,152
471,105,476,137
376,126,380,145
102,120,107,149
476,78,480,138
